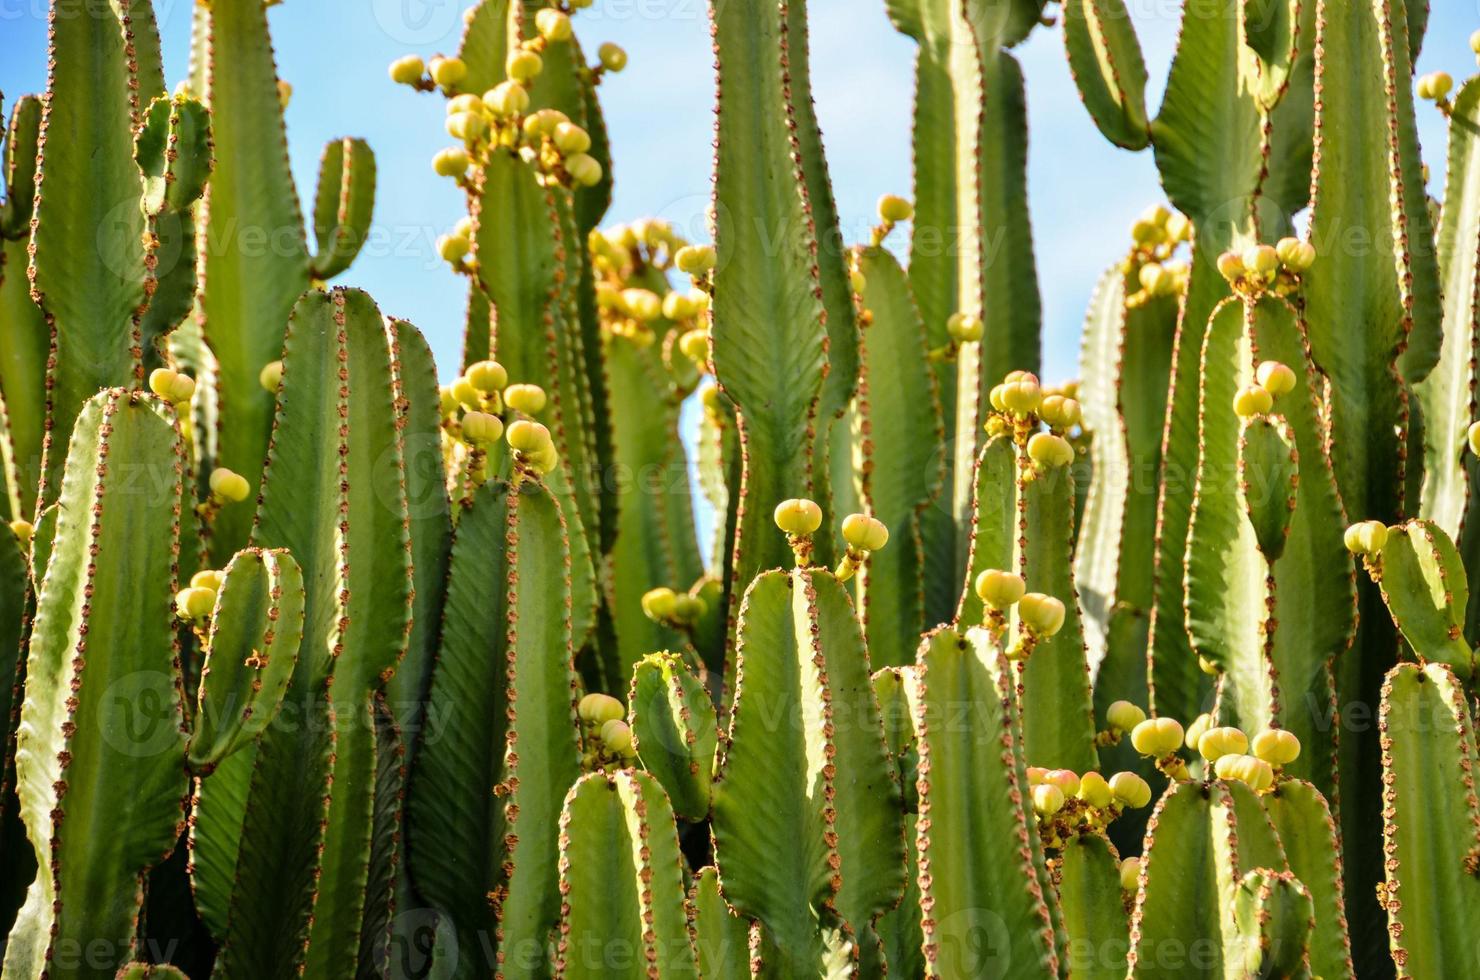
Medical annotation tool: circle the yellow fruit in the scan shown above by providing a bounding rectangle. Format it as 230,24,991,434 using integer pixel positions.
1018,593,1066,636
1343,520,1388,556
461,411,503,446
507,419,553,454
1255,361,1296,397
1130,717,1184,757
1232,384,1273,418
504,383,547,415
1196,726,1249,763
1109,771,1153,809
877,194,914,223
209,467,251,503
578,693,624,725
974,569,1026,610
841,513,889,552
1251,729,1301,766
1106,700,1146,733
465,360,508,394
774,498,823,536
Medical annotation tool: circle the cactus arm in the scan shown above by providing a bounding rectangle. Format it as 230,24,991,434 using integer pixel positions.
709,0,829,595
781,0,858,433
29,0,154,509
1378,662,1480,976
195,0,312,562
710,568,905,973
1061,0,1151,150
204,289,411,977
850,247,944,667
1263,780,1355,979
873,666,920,812
953,436,1017,626
687,867,749,980
1242,0,1302,109
0,95,47,520
382,319,452,745
1075,268,1130,669
554,770,699,978
628,652,716,823
5,391,188,980
1417,78,1480,538
1305,0,1440,524
1253,301,1353,794
1056,835,1128,980
606,340,688,669
1231,869,1315,979
1018,461,1099,771
135,94,213,343
471,152,598,650
0,523,30,932
454,0,512,95
308,138,376,281
1127,779,1288,978
186,548,304,772
408,479,581,979
913,627,1058,978
357,701,406,978
1368,520,1475,683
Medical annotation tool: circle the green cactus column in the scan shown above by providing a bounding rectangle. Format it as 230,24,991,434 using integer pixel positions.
1302,1,1441,965
708,0,833,632
6,391,189,980
408,474,582,979
887,0,1043,622
0,94,47,521
710,564,904,975
197,289,412,979
194,0,376,563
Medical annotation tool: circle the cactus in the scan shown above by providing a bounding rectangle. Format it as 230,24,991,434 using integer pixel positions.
5,0,1480,976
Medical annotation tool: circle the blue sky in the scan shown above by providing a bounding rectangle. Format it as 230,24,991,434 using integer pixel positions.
2,0,1477,388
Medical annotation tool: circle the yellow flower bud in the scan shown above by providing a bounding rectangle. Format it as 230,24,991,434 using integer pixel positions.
184,574,220,599
465,360,508,394
437,234,471,264
149,368,196,405
1468,420,1480,456
1130,717,1184,758
675,244,717,275
433,146,470,177
1251,728,1301,766
1274,237,1315,272
663,292,700,321
504,383,547,415
1027,432,1075,469
523,108,568,139
1243,244,1279,275
1214,753,1275,792
1031,783,1065,817
1343,519,1388,556
598,42,628,72
600,719,636,756
1000,379,1042,416
1018,593,1066,636
535,8,573,41
641,586,678,621
1078,771,1113,808
451,378,480,409
429,56,468,89
1109,771,1153,809
841,513,889,552
507,419,553,454
1038,395,1082,431
1196,726,1249,762
974,569,1026,610
622,288,662,322
484,81,528,118
507,48,544,83
1233,384,1273,418
677,329,709,363
1216,250,1244,282
389,55,426,86
1118,857,1142,892
1106,700,1146,733
176,586,217,621
671,593,706,624
946,312,983,344
1026,766,1047,786
209,467,251,503
1184,712,1212,750
8,520,33,546
877,194,914,223
462,411,504,446
1043,769,1080,796
564,152,603,187
774,498,823,536
1139,262,1173,296
554,122,592,155
578,692,625,725
1255,361,1296,398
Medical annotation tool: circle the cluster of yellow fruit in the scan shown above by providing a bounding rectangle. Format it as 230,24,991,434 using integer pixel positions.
1124,205,1191,308
985,371,1080,468
1107,699,1301,794
1025,765,1153,850
1232,359,1297,419
973,568,1066,661
588,221,711,355
175,567,225,625
1216,238,1315,299
1416,70,1454,103
576,692,638,773
439,359,557,476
